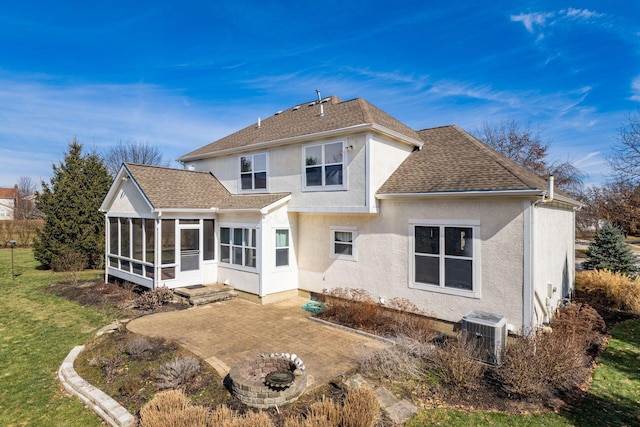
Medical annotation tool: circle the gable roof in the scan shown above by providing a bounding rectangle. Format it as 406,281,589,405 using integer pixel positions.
124,163,289,211
178,96,424,161
378,125,575,202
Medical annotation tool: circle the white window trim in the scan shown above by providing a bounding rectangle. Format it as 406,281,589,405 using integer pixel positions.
219,224,259,272
302,140,347,191
274,228,291,270
239,152,268,193
408,219,481,299
330,226,357,261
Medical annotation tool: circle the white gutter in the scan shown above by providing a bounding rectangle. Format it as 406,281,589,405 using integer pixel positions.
178,123,424,162
377,189,544,199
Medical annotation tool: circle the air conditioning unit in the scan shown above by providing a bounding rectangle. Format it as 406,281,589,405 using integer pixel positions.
461,311,507,365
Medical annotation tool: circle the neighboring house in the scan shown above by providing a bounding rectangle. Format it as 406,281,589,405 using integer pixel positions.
100,96,580,332
0,185,18,220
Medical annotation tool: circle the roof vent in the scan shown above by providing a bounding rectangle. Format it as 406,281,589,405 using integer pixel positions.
308,102,315,107
316,89,324,117
321,97,330,103
292,105,301,111
275,110,283,115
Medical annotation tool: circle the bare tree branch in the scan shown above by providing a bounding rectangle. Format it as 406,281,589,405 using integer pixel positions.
102,141,170,176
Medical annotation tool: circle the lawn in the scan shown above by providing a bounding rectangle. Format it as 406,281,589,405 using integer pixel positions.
0,247,108,426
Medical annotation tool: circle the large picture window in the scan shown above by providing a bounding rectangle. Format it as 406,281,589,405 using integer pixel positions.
220,226,257,269
240,153,267,191
411,222,479,296
304,141,344,189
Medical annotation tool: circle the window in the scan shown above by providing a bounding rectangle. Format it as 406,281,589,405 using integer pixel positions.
161,219,175,264
203,219,215,261
145,219,155,263
132,218,143,261
304,142,344,188
240,153,267,191
411,222,479,295
331,227,356,261
220,226,257,269
275,229,289,267
109,218,119,255
120,218,130,258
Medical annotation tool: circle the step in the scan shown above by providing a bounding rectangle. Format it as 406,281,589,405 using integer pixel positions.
174,284,237,306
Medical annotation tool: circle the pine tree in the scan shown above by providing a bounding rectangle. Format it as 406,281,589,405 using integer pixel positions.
33,139,113,269
583,222,638,276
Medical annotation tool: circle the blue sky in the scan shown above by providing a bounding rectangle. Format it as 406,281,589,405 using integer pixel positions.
1,1,638,188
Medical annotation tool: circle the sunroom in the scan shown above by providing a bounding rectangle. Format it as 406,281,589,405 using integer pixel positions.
100,163,292,292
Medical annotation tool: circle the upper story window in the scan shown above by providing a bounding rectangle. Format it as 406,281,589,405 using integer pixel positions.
240,153,267,191
304,141,345,190
410,221,481,298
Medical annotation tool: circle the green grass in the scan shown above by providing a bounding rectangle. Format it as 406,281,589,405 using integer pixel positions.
407,320,640,427
0,248,109,426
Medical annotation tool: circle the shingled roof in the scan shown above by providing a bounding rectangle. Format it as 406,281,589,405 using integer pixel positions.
178,96,423,161
377,125,561,195
125,163,289,211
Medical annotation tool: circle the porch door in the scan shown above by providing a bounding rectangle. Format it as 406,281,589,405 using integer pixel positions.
178,224,201,284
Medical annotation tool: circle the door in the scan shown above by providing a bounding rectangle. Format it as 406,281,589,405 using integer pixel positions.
178,224,201,285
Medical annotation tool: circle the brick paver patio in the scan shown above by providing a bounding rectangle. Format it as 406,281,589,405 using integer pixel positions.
127,297,388,389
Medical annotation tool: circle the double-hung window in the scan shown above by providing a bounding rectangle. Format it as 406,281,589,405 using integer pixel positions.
220,226,257,269
331,227,357,261
304,142,344,189
411,221,480,297
240,153,267,191
275,229,289,267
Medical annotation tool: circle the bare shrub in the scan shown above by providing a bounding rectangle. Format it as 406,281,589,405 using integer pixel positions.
342,387,379,427
552,303,606,354
139,389,209,427
155,356,200,390
125,336,153,360
575,269,640,314
427,335,485,390
495,329,590,398
135,286,175,310
210,406,272,427
51,250,87,285
357,340,427,383
209,405,237,425
302,398,341,427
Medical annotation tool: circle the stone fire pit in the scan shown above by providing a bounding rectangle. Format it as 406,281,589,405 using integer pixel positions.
227,353,308,409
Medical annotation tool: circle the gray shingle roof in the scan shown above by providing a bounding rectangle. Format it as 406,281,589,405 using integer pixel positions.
377,125,555,194
178,96,422,160
125,163,289,210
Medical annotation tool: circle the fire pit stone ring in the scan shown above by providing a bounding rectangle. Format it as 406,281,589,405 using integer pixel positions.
227,352,308,409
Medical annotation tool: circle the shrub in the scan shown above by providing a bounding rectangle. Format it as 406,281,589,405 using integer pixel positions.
124,336,153,360
139,389,209,427
155,356,200,390
552,303,606,354
357,343,426,383
495,329,590,398
135,287,175,310
427,335,485,390
51,250,87,285
342,386,379,427
576,269,640,314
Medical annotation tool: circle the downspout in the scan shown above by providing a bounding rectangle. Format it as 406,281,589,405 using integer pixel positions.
104,214,108,284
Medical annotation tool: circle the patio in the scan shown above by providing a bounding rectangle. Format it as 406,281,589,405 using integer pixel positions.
126,297,389,388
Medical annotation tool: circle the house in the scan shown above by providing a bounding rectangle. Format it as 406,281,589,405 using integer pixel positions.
100,95,580,332
0,185,18,220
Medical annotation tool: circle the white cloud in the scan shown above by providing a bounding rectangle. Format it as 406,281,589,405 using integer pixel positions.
564,8,603,21
510,12,554,33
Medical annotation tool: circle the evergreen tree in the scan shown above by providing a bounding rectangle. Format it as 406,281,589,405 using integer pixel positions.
33,139,112,269
583,222,638,276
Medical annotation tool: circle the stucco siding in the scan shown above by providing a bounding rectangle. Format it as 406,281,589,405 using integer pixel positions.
533,202,575,324
297,198,527,329
108,180,153,216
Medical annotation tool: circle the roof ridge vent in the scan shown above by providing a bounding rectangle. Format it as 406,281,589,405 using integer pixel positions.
275,110,283,115
292,105,301,111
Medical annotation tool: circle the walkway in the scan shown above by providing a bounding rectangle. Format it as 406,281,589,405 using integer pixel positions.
127,297,389,388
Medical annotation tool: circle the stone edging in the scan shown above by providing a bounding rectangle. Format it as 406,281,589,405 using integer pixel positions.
58,345,135,427
308,316,397,345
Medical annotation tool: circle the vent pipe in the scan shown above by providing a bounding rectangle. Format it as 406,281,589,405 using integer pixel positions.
257,117,261,128
546,175,554,203
316,89,324,117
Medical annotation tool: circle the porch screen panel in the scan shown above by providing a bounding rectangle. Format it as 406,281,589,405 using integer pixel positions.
109,217,118,255
220,227,230,263
145,219,155,263
132,218,143,261
161,219,175,264
120,218,130,258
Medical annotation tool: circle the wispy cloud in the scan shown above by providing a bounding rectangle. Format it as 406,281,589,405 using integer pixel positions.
510,12,554,33
510,8,604,37
631,76,640,101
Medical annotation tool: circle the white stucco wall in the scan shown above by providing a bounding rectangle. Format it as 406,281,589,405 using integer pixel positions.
532,202,575,324
107,180,153,217
297,197,529,330
259,208,299,296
